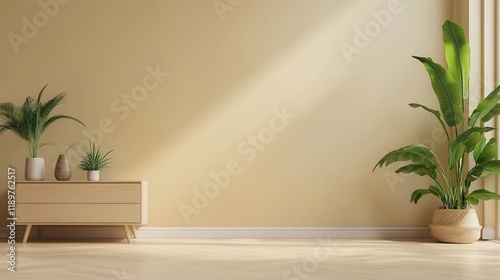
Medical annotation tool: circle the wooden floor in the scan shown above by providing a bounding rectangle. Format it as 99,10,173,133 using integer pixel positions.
1,238,499,280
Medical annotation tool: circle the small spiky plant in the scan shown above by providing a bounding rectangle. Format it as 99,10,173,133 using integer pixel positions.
0,84,85,157
78,141,113,171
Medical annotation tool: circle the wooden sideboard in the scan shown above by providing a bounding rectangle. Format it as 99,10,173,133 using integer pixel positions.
16,181,148,243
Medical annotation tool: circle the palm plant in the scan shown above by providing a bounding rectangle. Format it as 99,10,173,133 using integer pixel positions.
373,20,500,209
79,141,113,171
0,85,85,157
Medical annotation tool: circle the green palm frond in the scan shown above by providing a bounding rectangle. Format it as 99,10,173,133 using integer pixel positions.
0,84,85,157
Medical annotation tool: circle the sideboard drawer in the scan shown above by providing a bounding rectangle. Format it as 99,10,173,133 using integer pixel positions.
17,182,143,203
17,204,142,223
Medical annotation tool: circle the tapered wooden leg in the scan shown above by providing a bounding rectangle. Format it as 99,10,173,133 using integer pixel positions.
123,225,131,243
130,225,138,239
22,225,32,244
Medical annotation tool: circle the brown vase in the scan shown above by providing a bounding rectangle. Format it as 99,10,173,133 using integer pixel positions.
54,154,72,181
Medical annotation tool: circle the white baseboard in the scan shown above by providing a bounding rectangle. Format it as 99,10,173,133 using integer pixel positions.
0,226,431,240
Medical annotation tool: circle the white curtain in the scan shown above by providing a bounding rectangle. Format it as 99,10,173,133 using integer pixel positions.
455,0,500,240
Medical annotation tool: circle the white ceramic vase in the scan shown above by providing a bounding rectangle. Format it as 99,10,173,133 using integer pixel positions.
87,170,100,181
25,157,45,181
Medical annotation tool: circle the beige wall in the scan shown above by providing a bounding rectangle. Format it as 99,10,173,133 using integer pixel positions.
0,0,453,227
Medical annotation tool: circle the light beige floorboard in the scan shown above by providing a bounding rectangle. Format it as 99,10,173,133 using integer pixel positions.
0,239,499,280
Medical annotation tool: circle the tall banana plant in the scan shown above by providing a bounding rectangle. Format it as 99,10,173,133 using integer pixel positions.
0,85,85,157
373,20,500,209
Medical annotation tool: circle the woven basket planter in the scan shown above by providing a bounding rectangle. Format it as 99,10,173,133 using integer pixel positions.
429,209,482,244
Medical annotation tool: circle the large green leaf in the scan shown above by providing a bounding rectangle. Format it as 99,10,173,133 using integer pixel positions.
410,189,431,204
413,56,462,127
449,127,494,168
467,189,500,204
373,144,438,171
395,163,437,180
467,160,500,186
450,127,494,148
475,138,497,164
473,136,486,162
428,185,446,203
408,103,441,119
449,143,465,170
443,20,470,99
466,195,479,205
481,103,500,122
478,160,500,172
469,85,500,127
